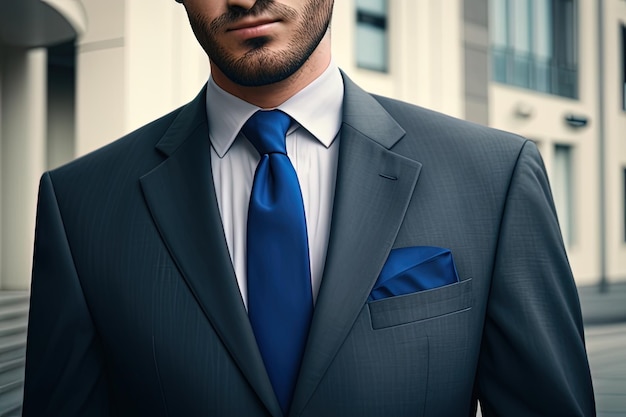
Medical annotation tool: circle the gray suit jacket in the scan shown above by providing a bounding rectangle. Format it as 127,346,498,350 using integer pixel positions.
23,74,595,416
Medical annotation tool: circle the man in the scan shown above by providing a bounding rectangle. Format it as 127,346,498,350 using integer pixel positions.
23,0,595,415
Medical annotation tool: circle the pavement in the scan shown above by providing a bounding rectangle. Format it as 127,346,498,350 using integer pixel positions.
585,322,626,417
579,282,626,325
580,282,626,417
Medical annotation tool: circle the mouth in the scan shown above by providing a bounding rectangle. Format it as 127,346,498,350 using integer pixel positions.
227,18,281,32
225,17,283,42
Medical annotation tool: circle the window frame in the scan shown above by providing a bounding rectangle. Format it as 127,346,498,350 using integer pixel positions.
490,0,579,99
355,0,389,73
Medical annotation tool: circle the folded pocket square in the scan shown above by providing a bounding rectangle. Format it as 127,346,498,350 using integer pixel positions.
368,246,460,301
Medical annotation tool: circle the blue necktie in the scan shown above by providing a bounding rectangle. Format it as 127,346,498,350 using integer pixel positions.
243,110,313,414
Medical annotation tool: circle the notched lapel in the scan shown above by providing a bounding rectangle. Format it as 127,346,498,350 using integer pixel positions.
290,76,423,416
140,90,282,417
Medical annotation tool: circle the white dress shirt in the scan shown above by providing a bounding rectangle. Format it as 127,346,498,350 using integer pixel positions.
207,63,344,308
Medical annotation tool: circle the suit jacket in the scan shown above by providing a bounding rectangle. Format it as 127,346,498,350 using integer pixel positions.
23,74,595,416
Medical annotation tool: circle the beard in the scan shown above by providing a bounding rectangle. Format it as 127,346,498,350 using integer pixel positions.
187,0,334,87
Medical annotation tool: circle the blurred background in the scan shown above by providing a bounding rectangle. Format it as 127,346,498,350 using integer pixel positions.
0,0,624,415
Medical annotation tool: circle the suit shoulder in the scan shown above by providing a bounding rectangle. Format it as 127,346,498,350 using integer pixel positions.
45,105,189,200
370,95,541,189
372,94,527,152
50,106,184,179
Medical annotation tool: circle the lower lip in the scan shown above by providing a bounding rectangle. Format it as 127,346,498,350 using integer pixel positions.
229,22,280,40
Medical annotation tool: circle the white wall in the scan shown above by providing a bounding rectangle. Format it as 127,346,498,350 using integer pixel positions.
75,0,127,156
125,0,207,133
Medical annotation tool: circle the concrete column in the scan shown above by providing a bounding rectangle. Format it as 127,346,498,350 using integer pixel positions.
1,48,47,290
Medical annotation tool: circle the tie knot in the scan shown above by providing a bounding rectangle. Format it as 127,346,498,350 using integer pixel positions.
242,110,291,155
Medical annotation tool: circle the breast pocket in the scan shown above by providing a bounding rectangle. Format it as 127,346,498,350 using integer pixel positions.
368,278,472,330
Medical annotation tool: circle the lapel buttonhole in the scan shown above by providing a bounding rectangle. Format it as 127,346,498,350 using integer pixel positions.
379,173,398,181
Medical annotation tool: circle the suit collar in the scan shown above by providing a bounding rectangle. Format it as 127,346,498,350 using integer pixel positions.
153,70,403,155
206,63,344,158
154,87,207,157
339,71,407,149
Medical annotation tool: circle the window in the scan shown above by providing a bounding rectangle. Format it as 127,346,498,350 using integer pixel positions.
623,168,626,242
490,0,578,98
622,25,626,110
553,144,575,246
356,0,388,72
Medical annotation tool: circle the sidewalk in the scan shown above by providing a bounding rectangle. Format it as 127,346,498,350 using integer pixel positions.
580,282,626,416
585,322,626,417
579,282,626,325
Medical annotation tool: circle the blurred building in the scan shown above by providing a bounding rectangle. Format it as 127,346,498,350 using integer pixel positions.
1,0,625,413
3,0,624,290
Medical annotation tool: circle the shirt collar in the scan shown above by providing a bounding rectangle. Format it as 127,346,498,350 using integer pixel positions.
206,61,344,158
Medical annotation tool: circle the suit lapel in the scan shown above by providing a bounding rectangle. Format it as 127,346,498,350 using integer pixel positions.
140,89,282,417
290,76,422,416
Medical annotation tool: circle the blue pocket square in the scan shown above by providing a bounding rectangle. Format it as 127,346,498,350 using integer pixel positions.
368,246,460,301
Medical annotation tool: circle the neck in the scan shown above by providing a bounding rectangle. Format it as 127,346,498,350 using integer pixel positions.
210,35,331,109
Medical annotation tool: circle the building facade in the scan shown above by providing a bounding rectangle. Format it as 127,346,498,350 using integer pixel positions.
1,0,624,291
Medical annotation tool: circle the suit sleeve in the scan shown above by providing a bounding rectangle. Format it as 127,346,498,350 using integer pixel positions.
475,141,595,416
23,172,110,416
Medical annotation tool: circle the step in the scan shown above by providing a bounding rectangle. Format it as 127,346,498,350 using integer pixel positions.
0,358,24,375
0,335,26,364
0,307,28,323
0,358,24,387
0,292,28,417
0,380,22,396
0,293,29,309
0,399,22,417
0,381,23,417
0,317,28,339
